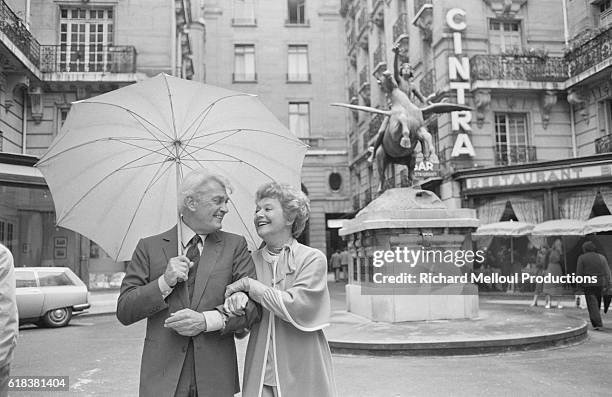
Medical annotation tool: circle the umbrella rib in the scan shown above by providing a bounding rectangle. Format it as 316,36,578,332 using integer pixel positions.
179,129,242,159
227,198,258,247
178,93,256,143
55,151,171,224
184,128,307,148
36,137,173,167
162,74,179,140
180,146,276,182
128,112,176,157
115,160,175,261
79,100,174,142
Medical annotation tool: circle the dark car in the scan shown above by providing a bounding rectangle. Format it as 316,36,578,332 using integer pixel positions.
15,267,90,327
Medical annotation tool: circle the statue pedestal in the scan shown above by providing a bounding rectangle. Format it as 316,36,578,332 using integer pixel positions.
339,188,480,322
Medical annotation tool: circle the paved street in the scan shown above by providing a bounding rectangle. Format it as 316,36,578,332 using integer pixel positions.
10,313,612,396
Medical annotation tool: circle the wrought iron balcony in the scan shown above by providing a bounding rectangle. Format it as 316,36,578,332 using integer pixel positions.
494,145,537,166
414,0,433,17
373,42,386,68
470,55,567,82
595,134,612,154
40,44,136,73
565,25,612,77
369,113,384,140
0,0,41,66
392,13,409,43
419,69,435,98
40,45,137,73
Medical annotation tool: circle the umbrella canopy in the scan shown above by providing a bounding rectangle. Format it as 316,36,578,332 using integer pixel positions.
36,74,307,261
584,215,612,234
531,219,586,236
473,221,535,237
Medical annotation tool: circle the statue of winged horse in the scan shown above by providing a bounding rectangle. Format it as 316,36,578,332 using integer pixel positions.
332,70,471,192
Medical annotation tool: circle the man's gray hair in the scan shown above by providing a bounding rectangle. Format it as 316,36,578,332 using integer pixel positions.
178,169,232,212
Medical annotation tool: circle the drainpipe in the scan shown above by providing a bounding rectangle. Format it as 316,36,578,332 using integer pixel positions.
171,1,177,75
569,103,578,158
22,89,27,154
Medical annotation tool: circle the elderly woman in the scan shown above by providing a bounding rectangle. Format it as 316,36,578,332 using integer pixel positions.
224,182,336,397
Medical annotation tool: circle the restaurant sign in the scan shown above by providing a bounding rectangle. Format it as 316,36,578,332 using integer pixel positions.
465,164,612,190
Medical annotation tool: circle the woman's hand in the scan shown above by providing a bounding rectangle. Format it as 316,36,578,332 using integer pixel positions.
223,292,249,317
225,277,252,298
225,277,268,303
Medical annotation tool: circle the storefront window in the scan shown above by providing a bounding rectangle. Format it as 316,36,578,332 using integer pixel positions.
0,183,125,289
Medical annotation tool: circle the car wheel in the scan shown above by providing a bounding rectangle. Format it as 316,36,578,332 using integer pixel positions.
42,307,73,328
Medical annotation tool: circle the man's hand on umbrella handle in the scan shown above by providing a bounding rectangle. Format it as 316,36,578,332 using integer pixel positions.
164,256,194,287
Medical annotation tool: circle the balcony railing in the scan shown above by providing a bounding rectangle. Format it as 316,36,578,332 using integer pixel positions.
471,55,567,82
40,45,137,73
286,73,311,82
419,69,435,98
392,13,409,43
373,42,386,68
414,0,433,16
595,134,612,154
0,0,41,66
565,25,612,77
494,145,537,166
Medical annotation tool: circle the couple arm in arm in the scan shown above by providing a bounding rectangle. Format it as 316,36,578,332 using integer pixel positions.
117,235,261,336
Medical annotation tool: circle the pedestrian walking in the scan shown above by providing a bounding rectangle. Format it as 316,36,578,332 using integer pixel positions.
340,248,350,282
0,244,18,397
330,249,342,282
576,241,612,330
543,239,564,309
530,245,548,307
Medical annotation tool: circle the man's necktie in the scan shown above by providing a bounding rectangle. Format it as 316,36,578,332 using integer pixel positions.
186,235,201,303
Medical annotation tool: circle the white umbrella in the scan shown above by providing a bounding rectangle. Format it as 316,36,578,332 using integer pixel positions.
531,219,586,236
584,215,612,234
36,74,307,261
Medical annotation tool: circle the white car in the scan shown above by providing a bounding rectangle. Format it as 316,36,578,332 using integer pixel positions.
15,267,90,327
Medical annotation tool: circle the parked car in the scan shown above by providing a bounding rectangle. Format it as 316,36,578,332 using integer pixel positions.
15,267,90,327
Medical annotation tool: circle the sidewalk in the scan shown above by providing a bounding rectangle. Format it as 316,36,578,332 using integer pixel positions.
85,281,590,355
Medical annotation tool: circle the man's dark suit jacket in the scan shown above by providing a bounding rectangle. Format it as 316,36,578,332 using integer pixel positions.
117,226,260,397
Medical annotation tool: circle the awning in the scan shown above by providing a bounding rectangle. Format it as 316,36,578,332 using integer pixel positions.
584,215,612,234
473,221,534,237
0,162,46,186
531,219,586,236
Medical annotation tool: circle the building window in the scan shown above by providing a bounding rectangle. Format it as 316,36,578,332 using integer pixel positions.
289,102,310,137
494,113,535,165
59,7,114,72
287,0,306,24
598,99,612,135
233,44,256,82
489,20,521,53
232,0,256,25
0,218,15,252
287,45,310,82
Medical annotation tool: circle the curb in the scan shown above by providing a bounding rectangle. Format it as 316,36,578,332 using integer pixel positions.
328,322,589,356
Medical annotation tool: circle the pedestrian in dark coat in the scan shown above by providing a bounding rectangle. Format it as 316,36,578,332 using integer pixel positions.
576,241,612,330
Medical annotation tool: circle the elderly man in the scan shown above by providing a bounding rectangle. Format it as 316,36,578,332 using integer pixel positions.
117,169,260,397
0,244,18,397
